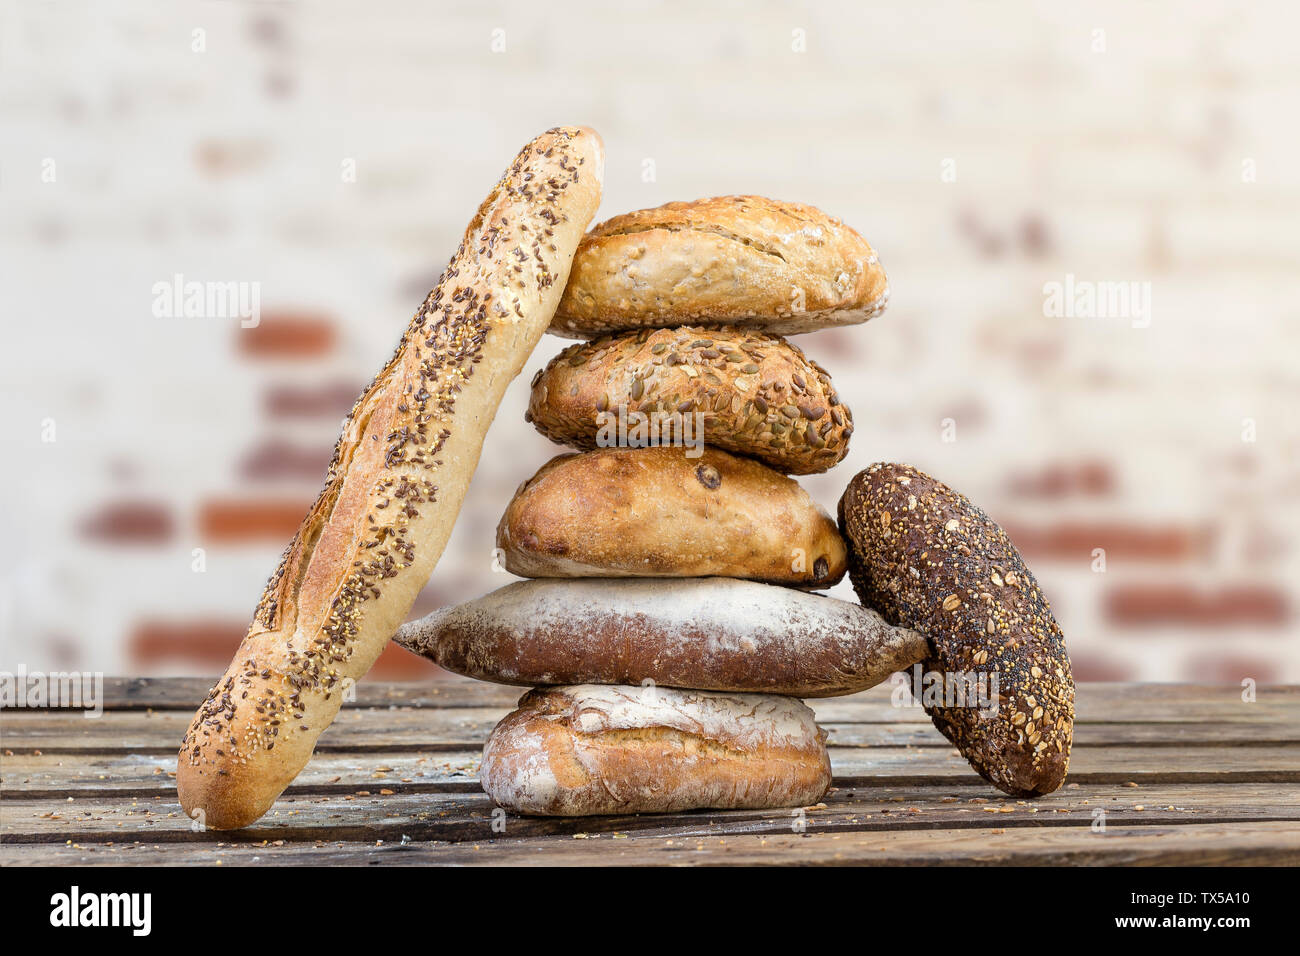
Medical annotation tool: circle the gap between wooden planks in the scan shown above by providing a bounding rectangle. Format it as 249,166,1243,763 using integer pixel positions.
3,781,1300,844
45,677,1300,717
2,822,1299,867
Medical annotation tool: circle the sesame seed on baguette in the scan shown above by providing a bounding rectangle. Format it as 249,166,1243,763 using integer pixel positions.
176,127,604,831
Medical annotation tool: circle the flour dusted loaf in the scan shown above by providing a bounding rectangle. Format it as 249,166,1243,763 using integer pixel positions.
480,684,832,816
526,326,852,474
497,446,846,586
550,195,889,338
838,462,1074,797
176,127,604,830
396,577,928,697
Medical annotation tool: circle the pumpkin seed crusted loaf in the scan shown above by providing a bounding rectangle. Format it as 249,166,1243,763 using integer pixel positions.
549,195,889,339
838,462,1075,797
525,326,853,474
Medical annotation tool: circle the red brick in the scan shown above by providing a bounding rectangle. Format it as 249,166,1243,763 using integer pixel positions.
79,500,175,545
369,642,441,680
1001,521,1211,562
1105,584,1290,628
263,381,362,419
194,139,270,178
942,397,988,430
1069,653,1138,682
198,498,310,543
1185,654,1282,685
1018,213,1053,258
129,619,244,667
239,312,336,359
129,620,440,679
1005,461,1115,499
239,439,334,481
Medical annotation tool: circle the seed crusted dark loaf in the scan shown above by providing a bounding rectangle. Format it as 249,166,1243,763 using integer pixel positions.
525,326,852,474
838,462,1074,797
395,577,929,697
480,684,832,816
175,127,604,830
496,446,846,586
549,195,889,339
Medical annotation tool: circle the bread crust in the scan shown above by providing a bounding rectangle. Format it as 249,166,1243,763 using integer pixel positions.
526,326,852,474
480,684,832,815
497,446,846,586
838,463,1074,797
396,577,929,697
550,195,889,338
176,127,604,830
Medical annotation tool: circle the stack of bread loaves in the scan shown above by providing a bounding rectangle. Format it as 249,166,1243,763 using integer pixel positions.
396,197,922,815
176,129,1073,833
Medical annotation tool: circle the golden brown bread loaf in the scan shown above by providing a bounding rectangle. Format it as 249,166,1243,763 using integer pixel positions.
525,326,852,474
550,195,889,338
838,462,1074,797
175,127,604,831
395,577,929,697
496,446,846,586
480,684,832,816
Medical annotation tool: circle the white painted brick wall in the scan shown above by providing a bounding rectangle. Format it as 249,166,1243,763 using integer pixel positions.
2,0,1298,681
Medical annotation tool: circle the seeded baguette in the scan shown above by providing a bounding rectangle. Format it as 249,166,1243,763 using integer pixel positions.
526,326,852,474
480,684,832,816
497,446,846,586
549,195,889,338
396,577,928,697
838,462,1074,797
176,127,604,831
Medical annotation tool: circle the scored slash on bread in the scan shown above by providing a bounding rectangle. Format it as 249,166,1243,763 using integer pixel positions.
496,446,847,587
838,462,1075,797
175,127,605,831
395,577,929,698
526,325,853,474
549,195,889,339
480,684,833,816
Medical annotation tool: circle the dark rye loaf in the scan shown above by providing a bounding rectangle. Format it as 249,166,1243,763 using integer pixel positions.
838,462,1074,796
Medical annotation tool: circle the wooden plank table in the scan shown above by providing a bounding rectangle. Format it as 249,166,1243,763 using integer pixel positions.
2,678,1298,866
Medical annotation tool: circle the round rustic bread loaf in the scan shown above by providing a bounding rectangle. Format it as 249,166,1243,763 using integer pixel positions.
480,684,832,816
497,446,846,586
549,195,889,338
394,577,929,697
838,462,1074,797
525,326,852,474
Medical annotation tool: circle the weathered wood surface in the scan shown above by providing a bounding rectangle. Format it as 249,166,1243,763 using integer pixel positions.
1,677,1297,866
39,677,1300,718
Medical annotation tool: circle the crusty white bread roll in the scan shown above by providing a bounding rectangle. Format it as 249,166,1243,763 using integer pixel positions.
177,127,604,830
481,684,832,816
497,447,848,586
396,577,928,697
549,195,889,338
